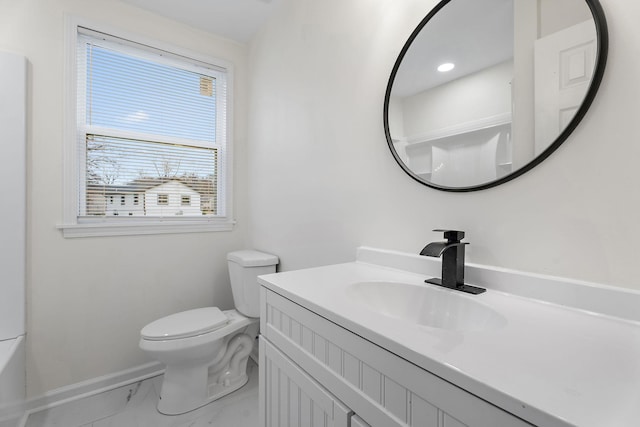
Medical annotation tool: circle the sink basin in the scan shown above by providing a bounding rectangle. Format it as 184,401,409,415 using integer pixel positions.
347,281,506,332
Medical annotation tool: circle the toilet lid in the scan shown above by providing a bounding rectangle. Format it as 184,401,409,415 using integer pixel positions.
141,307,229,341
227,250,279,267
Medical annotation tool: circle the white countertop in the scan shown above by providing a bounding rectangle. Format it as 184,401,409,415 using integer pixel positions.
258,249,640,427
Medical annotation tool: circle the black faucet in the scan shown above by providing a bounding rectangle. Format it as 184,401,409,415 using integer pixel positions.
420,229,485,295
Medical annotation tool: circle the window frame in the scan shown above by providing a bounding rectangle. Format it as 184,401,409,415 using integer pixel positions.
60,17,235,237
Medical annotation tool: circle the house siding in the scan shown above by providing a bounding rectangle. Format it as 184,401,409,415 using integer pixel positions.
144,181,202,216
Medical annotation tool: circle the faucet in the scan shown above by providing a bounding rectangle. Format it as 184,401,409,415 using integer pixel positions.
420,229,485,295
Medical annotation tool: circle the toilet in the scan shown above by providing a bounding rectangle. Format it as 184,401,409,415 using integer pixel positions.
139,250,278,415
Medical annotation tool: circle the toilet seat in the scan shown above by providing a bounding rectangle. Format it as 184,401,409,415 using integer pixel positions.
139,309,256,354
141,307,229,341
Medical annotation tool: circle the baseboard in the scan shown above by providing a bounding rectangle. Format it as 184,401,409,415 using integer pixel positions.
19,361,164,426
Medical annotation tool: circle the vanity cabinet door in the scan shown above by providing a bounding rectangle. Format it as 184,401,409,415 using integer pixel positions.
259,337,351,427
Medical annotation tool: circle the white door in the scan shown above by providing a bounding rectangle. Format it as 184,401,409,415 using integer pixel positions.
534,19,597,155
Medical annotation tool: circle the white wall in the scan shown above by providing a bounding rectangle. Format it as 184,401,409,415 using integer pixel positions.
539,0,594,37
0,0,249,397
247,0,640,292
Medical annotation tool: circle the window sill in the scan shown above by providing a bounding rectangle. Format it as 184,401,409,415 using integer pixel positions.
58,218,235,238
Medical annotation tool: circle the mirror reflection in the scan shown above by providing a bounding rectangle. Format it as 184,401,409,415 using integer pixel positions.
386,0,603,190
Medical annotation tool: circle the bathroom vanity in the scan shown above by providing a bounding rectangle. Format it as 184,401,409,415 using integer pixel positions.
258,247,640,427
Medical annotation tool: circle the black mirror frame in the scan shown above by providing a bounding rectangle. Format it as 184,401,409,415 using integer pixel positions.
383,0,609,192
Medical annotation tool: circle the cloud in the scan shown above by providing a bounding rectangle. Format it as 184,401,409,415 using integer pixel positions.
124,110,150,123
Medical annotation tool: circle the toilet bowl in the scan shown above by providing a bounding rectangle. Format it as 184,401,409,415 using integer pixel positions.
139,250,278,415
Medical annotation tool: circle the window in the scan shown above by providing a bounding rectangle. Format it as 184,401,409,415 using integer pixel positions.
61,23,233,237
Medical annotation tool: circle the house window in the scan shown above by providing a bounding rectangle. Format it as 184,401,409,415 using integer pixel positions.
62,23,233,237
133,195,139,205
120,195,126,206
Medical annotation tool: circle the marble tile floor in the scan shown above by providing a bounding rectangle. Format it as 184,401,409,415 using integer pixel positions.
24,360,259,427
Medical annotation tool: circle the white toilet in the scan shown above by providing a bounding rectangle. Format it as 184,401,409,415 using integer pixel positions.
139,250,278,415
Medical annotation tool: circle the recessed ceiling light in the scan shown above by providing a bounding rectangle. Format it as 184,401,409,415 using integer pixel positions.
437,63,455,72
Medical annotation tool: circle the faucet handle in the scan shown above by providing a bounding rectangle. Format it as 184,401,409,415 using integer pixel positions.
433,229,465,243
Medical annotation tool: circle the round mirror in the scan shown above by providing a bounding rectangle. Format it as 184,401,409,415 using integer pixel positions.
384,0,608,191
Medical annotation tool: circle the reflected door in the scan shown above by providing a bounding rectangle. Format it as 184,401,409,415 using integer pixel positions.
534,19,597,155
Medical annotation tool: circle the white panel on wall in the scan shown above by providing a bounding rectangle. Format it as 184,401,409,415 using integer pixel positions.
0,51,26,341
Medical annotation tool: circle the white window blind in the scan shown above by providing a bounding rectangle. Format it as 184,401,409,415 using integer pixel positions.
77,29,227,220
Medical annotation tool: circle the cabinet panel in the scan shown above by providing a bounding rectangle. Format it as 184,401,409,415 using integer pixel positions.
262,289,533,427
351,414,371,427
410,393,439,426
443,414,468,427
260,337,351,427
383,376,407,424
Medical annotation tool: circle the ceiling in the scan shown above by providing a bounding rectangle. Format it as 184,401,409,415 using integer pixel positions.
119,0,283,43
119,0,513,95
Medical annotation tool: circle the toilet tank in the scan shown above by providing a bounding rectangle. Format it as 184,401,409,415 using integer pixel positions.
227,250,278,317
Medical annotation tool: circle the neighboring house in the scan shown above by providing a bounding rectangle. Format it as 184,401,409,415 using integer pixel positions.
144,181,201,216
86,184,146,217
86,179,209,217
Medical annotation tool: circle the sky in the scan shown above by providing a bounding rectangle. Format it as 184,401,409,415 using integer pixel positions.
85,43,218,187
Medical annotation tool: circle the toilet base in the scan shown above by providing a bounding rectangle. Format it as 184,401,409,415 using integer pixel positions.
207,370,249,404
157,329,257,415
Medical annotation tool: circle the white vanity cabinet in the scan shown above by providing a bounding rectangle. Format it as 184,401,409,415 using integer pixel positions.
260,338,353,426
259,287,533,427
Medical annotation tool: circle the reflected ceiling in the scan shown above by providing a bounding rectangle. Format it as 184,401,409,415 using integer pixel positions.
393,0,513,97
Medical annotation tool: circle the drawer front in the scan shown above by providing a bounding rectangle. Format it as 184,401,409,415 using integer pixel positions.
261,288,533,427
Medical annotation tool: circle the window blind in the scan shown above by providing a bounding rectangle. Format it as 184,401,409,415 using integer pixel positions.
77,31,226,219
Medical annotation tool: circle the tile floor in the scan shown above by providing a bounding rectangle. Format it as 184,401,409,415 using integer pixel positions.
24,360,259,427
